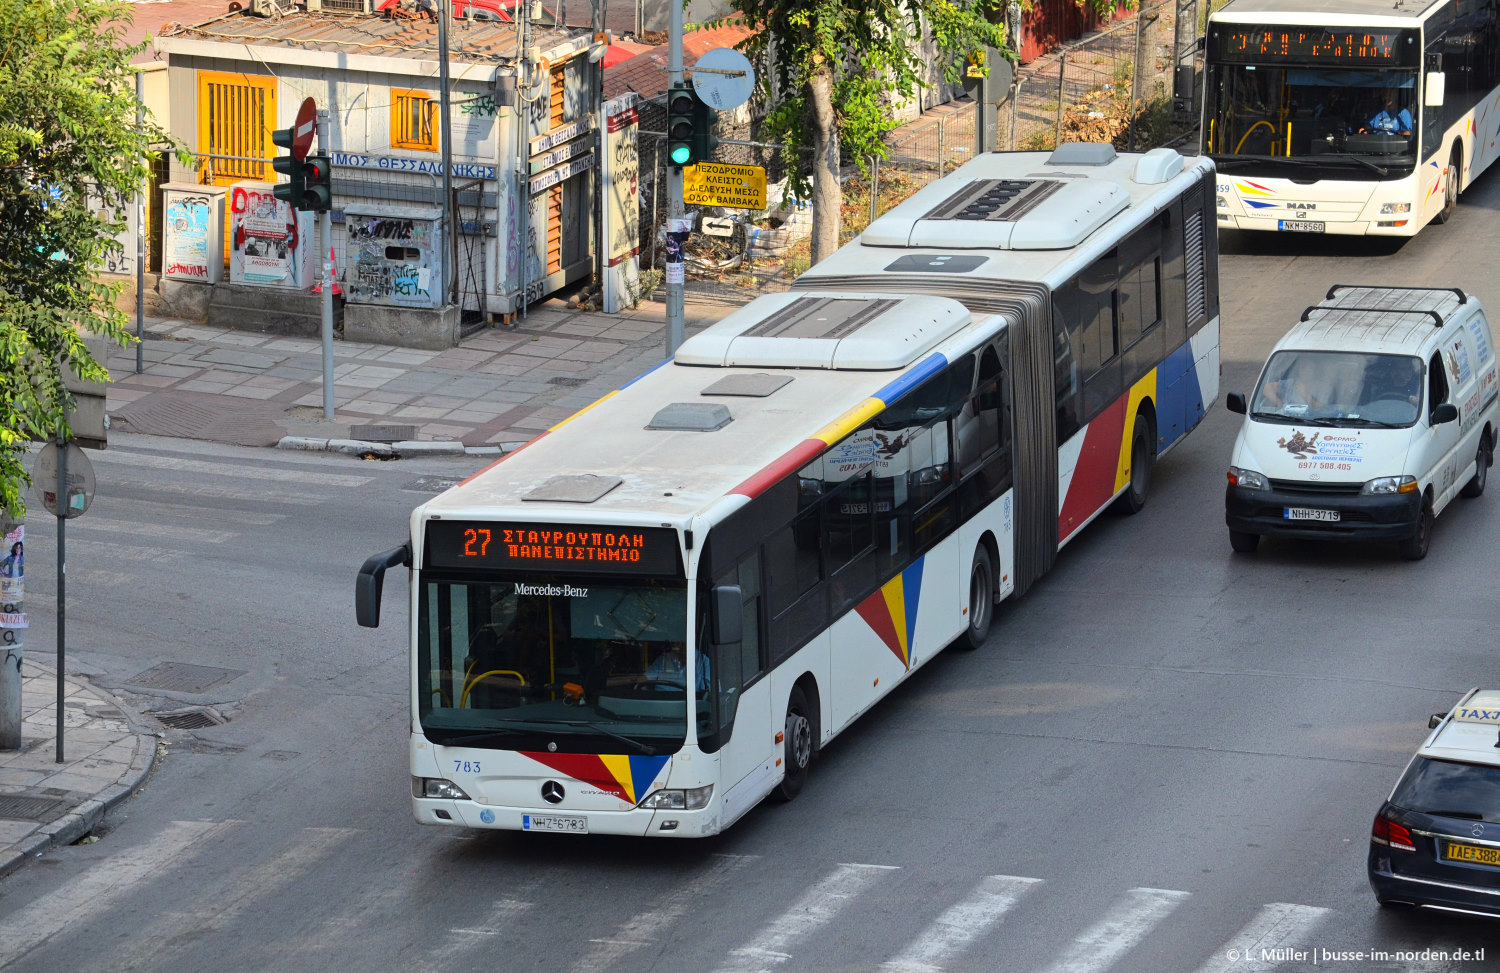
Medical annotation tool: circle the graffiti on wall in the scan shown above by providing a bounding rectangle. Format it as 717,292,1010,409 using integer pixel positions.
228,184,309,288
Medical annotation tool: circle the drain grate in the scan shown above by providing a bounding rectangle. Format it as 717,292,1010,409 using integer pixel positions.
350,423,418,442
153,708,224,730
126,662,244,695
0,795,69,821
547,376,589,387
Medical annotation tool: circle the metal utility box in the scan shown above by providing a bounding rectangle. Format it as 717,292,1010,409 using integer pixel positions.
344,207,445,309
62,335,111,450
227,181,316,289
161,184,226,284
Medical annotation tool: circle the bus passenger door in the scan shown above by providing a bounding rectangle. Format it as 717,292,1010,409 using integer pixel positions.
706,554,775,827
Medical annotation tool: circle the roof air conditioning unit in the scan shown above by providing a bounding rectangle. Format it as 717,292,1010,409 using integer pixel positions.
250,0,298,16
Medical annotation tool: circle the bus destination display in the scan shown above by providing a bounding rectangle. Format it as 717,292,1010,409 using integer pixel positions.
425,521,680,575
1213,28,1418,65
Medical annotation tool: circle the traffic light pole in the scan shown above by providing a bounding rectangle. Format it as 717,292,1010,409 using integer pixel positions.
317,110,335,422
664,0,685,356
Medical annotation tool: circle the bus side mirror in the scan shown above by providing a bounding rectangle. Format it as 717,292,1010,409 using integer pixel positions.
356,544,411,628
1431,402,1459,425
1226,392,1247,415
710,584,742,645
1426,72,1445,107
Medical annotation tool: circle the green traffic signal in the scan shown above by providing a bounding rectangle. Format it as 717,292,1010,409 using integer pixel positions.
666,83,697,168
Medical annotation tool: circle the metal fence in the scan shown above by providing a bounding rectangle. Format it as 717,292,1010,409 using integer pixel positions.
633,0,1203,307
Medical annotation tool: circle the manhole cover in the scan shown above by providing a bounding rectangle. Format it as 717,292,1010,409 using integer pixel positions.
547,377,589,387
154,708,224,730
0,795,69,821
350,423,418,442
126,662,244,695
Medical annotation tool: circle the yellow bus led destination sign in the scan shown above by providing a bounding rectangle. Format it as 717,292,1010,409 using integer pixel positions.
425,521,681,575
684,162,767,210
1213,27,1418,65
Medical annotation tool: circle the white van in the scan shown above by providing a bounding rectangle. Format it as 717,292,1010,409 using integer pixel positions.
1225,285,1499,559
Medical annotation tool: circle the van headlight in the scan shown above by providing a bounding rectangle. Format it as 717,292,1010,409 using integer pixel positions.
1361,475,1418,495
639,785,713,810
1227,466,1268,490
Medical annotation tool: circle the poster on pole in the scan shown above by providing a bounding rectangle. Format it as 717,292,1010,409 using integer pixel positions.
600,93,641,313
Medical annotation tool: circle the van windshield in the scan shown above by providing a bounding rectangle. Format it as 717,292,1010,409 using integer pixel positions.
1251,350,1424,427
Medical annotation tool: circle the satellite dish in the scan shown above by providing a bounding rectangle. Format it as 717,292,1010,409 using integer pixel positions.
691,48,755,112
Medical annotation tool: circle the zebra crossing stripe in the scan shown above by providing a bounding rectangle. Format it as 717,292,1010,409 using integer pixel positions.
1042,887,1190,973
1192,902,1331,973
571,854,756,973
0,820,232,966
98,450,371,487
715,862,897,973
881,874,1043,973
110,826,360,973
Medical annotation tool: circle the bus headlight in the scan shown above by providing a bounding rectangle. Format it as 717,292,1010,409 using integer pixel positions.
1379,202,1412,214
639,785,713,810
1227,466,1269,490
1361,475,1418,495
415,777,471,800
1217,195,1228,209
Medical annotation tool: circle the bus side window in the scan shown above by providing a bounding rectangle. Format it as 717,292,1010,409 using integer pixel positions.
1053,287,1082,441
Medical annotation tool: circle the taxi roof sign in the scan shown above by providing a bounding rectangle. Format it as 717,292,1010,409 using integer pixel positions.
1452,690,1500,724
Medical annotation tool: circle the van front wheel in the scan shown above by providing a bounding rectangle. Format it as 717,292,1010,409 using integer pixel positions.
1399,500,1434,561
1461,430,1492,498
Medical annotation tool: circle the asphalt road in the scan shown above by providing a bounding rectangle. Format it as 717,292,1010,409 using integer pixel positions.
4,177,1500,971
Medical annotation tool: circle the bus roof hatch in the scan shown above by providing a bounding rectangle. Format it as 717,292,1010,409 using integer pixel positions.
675,292,971,370
861,175,1129,250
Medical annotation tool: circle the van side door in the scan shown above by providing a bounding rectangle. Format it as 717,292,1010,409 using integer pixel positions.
1426,336,1470,512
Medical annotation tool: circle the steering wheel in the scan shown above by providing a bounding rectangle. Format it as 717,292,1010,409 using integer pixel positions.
631,680,683,693
1373,392,1417,405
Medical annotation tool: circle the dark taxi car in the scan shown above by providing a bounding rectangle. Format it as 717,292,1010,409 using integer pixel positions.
1369,688,1500,915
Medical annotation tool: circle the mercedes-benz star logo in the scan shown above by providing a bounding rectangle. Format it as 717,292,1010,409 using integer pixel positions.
1473,823,1486,838
541,780,565,804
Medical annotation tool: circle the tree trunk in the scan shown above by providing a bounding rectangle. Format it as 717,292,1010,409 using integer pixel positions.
808,64,840,266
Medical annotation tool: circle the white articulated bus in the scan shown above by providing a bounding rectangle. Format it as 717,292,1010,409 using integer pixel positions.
356,143,1221,838
1203,0,1500,235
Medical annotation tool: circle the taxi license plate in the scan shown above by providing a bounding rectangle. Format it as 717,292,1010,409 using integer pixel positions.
522,813,587,834
1285,507,1339,521
1279,220,1325,233
1445,841,1500,865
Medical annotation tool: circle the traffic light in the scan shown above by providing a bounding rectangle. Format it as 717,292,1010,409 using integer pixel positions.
303,155,332,212
692,94,719,164
667,83,697,167
271,125,305,208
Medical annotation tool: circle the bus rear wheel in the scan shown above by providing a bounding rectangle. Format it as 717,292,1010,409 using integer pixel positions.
1113,420,1154,515
960,544,994,650
772,686,813,802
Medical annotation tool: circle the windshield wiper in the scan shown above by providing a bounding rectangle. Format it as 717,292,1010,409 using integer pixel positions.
1339,417,1404,428
1250,411,1340,425
522,718,660,755
1320,154,1390,176
432,719,659,755
1420,808,1485,820
1213,154,1389,177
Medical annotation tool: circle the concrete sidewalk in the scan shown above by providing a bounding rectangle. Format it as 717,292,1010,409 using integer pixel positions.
108,294,737,453
0,665,158,878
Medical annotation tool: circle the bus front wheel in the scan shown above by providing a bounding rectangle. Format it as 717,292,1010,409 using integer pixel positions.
1435,148,1460,224
960,544,995,650
772,686,813,802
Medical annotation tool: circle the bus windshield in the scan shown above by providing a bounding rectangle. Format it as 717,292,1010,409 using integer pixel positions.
418,576,691,754
1207,66,1419,172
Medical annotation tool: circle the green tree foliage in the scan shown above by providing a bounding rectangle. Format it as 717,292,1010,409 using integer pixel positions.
727,0,1009,263
0,0,174,514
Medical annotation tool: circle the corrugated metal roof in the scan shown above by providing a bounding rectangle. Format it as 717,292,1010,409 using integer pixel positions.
158,9,580,63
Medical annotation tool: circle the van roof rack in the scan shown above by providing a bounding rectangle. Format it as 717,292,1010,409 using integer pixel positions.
1300,305,1445,327
1324,284,1468,305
